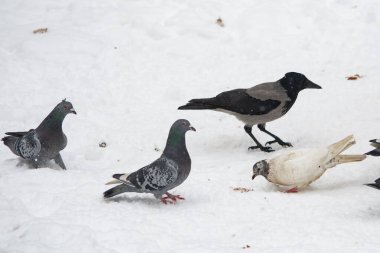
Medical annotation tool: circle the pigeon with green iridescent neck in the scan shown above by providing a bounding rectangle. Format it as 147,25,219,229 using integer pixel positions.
2,99,76,170
104,119,195,204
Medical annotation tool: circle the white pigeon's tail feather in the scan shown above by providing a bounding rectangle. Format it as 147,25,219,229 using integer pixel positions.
326,154,366,169
334,154,366,164
327,135,355,158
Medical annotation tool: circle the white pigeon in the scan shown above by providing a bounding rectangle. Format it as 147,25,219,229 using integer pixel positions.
251,135,366,192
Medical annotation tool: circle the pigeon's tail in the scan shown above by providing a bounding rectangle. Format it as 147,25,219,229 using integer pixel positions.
365,183,380,190
365,178,380,190
326,154,366,169
103,183,139,198
178,98,218,110
327,135,355,159
1,136,18,155
366,148,380,156
334,154,366,164
106,173,130,185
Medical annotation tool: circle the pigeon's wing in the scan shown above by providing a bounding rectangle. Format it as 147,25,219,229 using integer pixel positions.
127,157,179,192
270,149,328,186
15,130,41,159
210,88,282,115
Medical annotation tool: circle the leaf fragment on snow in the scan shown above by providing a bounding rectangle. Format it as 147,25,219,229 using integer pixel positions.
216,17,225,27
346,74,362,80
33,28,48,34
232,187,253,193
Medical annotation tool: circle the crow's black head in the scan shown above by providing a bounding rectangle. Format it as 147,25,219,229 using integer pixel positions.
281,72,321,93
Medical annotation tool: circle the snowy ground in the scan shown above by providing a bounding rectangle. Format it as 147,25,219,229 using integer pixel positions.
1,0,380,252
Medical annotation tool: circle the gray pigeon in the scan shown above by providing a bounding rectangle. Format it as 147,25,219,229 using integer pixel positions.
2,99,76,170
178,72,321,152
104,119,195,204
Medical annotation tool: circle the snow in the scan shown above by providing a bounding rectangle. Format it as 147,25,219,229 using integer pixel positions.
1,0,380,252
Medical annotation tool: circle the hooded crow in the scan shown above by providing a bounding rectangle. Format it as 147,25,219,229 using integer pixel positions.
178,72,321,152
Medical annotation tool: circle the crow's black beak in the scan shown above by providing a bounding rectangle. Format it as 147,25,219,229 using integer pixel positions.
252,174,257,180
306,79,322,89
189,125,196,132
70,108,77,114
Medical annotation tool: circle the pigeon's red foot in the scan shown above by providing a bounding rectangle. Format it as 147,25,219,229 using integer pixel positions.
160,193,185,204
285,187,298,193
160,197,175,204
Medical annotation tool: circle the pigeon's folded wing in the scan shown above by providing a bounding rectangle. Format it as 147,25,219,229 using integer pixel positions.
127,157,179,192
15,130,41,159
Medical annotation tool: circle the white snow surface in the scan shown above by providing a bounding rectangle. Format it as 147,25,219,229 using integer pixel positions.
1,0,380,252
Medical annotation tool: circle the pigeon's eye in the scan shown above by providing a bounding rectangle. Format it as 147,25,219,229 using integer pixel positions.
182,122,186,126
63,105,69,110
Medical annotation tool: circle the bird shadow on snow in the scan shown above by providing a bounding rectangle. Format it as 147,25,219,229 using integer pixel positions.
255,180,363,193
4,158,63,171
360,203,380,220
308,180,362,192
103,195,164,206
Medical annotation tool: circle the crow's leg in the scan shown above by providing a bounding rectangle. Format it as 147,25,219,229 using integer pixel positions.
257,124,292,147
244,125,274,152
53,153,67,170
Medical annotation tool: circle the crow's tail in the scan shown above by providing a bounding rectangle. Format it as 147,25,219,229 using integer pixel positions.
178,98,218,110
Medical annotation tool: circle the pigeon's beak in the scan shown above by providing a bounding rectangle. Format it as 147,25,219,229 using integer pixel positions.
252,174,257,180
70,108,77,114
305,79,322,89
189,125,196,132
